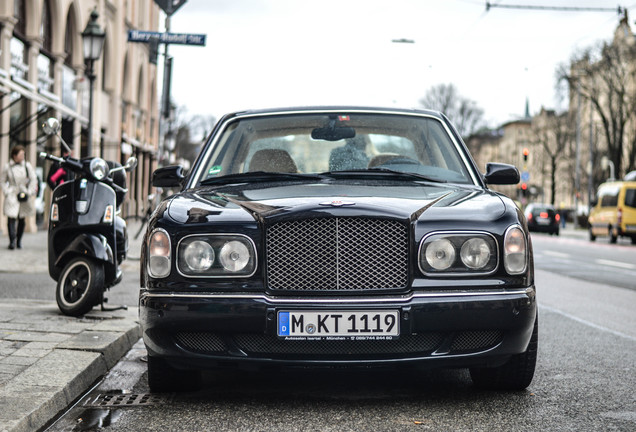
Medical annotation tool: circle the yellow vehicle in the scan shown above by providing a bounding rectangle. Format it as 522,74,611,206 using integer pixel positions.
588,181,636,244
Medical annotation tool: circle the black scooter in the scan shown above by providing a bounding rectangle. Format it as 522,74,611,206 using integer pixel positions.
40,118,137,316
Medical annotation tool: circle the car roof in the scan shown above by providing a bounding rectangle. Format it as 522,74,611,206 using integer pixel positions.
221,106,447,121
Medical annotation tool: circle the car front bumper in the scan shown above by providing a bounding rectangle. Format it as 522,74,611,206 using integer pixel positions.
139,287,536,370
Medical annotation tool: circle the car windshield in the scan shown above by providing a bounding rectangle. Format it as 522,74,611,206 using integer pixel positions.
194,112,475,186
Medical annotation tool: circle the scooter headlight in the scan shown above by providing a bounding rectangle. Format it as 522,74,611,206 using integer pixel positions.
90,158,110,180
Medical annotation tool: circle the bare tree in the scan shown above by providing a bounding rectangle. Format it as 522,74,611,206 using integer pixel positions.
170,106,216,169
419,83,485,138
531,109,574,205
558,38,636,177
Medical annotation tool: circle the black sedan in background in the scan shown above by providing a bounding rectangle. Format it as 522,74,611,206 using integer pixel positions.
525,203,560,235
140,107,537,393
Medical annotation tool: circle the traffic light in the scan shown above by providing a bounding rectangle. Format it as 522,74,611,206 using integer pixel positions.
523,148,529,162
521,182,528,197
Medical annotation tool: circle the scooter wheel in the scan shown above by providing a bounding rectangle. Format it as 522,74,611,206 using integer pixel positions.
56,257,104,317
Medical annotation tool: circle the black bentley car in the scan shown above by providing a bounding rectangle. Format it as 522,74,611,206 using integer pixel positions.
140,107,537,392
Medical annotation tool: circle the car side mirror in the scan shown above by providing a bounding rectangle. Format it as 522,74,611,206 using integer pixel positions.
484,163,520,185
152,165,186,188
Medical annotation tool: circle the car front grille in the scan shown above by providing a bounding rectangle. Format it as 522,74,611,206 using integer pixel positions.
266,218,409,292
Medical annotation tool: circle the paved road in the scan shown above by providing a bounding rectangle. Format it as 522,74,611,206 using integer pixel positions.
531,230,636,291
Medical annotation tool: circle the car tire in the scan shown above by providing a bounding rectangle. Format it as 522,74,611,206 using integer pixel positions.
609,226,618,244
469,315,538,391
589,229,596,242
147,355,201,393
56,257,104,317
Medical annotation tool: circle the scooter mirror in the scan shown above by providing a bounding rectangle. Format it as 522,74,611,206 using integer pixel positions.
42,118,61,136
124,156,138,172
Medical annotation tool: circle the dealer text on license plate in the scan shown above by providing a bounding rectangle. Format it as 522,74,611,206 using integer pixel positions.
278,310,399,339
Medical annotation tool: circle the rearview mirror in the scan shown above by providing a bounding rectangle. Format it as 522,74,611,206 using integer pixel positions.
124,156,138,172
311,126,356,141
42,118,61,136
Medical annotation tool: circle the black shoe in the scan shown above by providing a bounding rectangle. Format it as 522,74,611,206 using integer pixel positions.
8,243,15,250
16,242,22,249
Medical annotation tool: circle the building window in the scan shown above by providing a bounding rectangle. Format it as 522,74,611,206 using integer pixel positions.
12,0,28,82
38,0,54,93
62,14,78,110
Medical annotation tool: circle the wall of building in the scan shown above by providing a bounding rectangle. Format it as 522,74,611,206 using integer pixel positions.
0,0,160,234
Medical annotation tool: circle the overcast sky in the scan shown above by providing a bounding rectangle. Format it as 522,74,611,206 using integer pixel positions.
161,0,627,128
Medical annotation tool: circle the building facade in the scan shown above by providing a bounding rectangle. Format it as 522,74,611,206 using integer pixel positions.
0,0,160,233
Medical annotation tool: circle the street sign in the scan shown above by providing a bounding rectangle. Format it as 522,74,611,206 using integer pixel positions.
521,171,530,182
154,0,187,16
128,30,206,46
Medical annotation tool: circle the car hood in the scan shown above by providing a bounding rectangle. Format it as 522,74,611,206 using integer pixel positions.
166,181,507,225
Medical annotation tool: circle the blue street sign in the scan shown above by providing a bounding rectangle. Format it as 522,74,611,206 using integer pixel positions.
128,30,206,46
521,171,530,182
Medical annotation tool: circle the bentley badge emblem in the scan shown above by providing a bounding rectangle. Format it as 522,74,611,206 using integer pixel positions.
319,200,356,207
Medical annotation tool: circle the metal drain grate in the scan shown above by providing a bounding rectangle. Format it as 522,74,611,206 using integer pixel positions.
84,393,172,408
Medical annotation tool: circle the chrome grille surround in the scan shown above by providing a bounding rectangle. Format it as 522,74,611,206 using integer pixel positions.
266,218,409,292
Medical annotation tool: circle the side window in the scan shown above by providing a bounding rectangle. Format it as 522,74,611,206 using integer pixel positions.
624,189,636,208
599,187,619,207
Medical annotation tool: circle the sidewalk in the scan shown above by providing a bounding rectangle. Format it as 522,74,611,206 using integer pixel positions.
0,223,144,432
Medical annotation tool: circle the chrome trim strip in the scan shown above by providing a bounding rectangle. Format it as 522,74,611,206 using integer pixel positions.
141,287,534,304
175,233,258,278
417,230,500,277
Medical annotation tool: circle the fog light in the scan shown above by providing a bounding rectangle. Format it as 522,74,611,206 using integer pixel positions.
425,239,456,270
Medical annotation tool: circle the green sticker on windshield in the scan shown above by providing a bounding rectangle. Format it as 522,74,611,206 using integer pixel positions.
208,165,222,176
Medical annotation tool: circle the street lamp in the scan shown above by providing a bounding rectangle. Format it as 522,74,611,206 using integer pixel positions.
82,8,105,157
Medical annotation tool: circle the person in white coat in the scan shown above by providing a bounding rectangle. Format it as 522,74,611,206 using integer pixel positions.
1,145,38,249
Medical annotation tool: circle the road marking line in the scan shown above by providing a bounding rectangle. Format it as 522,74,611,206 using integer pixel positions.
540,304,636,342
594,259,636,269
543,251,570,258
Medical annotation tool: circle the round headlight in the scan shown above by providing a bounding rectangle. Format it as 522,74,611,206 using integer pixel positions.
425,239,456,270
89,158,110,180
460,238,491,269
183,240,215,272
219,240,250,272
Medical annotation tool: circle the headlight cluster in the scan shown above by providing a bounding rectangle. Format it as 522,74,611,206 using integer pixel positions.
419,232,498,275
177,234,256,277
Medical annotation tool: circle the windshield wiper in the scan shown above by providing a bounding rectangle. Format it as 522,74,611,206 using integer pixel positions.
200,171,326,186
322,168,446,183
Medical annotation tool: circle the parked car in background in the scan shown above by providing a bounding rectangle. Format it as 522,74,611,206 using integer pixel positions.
588,181,636,244
140,106,537,393
525,203,560,236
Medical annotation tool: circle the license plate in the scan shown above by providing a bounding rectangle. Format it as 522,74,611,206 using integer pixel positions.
537,218,549,225
278,310,399,340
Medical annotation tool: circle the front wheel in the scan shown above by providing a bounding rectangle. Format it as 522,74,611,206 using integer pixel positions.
56,257,104,317
609,226,618,244
469,315,538,390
